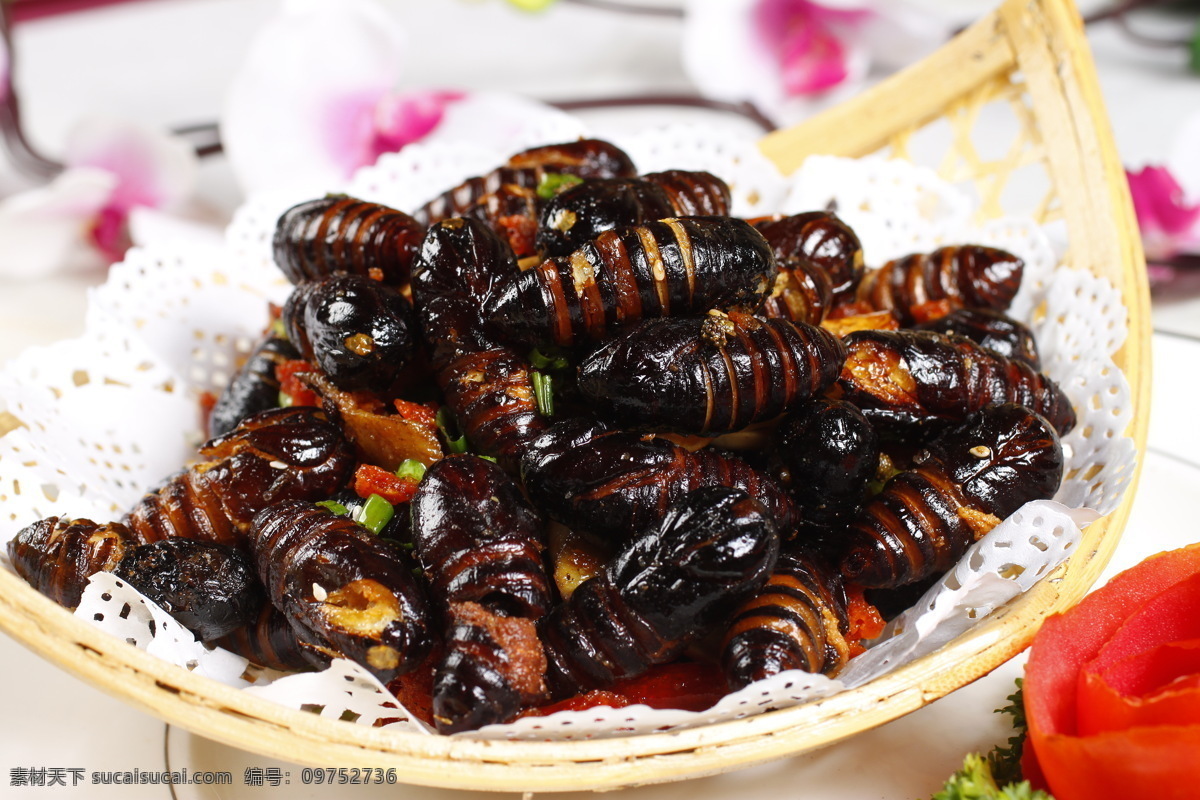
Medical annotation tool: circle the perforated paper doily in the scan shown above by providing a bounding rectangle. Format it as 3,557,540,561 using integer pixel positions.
0,126,1135,741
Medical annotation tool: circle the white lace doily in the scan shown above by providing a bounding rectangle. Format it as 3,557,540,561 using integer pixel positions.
0,125,1135,742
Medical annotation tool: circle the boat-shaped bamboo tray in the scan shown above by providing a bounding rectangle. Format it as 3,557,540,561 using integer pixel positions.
0,0,1149,791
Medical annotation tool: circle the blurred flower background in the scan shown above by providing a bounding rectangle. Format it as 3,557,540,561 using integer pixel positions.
0,0,1197,305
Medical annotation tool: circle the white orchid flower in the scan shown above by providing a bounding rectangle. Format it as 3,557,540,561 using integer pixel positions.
221,0,584,196
682,0,972,125
0,116,198,279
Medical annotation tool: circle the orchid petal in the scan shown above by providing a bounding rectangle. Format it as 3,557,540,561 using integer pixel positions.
684,0,870,123
63,115,198,213
0,34,9,105
221,0,405,194
416,91,588,154
784,26,850,95
683,0,798,114
1127,166,1200,261
0,167,115,280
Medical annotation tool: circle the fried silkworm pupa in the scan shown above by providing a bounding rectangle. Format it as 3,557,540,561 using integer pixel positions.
486,216,777,349
8,517,131,608
837,402,1064,588
410,455,552,617
217,604,322,672
521,419,798,543
540,486,779,697
721,549,850,689
433,601,548,733
777,398,880,528
916,308,1041,371
414,138,637,226
411,217,523,366
410,455,554,732
251,500,434,682
283,274,416,393
577,312,845,435
113,538,263,640
856,245,1024,325
838,329,1075,436
759,257,834,326
9,517,263,640
642,170,731,216
535,171,730,257
411,220,548,468
440,347,548,470
753,212,864,303
209,331,300,439
125,407,356,550
271,195,426,287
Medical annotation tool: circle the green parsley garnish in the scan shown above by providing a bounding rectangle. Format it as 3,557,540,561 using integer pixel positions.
931,754,1053,800
929,679,1054,800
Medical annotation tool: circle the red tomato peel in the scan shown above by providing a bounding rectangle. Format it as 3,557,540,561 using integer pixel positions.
353,464,419,505
1024,543,1200,800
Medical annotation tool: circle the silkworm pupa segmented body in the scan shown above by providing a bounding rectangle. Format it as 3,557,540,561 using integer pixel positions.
250,501,435,683
577,312,845,435
836,403,1064,588
539,487,779,697
125,407,356,550
838,329,1075,435
856,245,1024,325
487,217,777,349
721,550,849,689
272,195,425,287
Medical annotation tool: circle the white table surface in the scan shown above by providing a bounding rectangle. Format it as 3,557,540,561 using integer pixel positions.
1,1,1199,798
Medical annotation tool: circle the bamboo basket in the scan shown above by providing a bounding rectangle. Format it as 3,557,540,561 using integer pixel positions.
0,0,1150,791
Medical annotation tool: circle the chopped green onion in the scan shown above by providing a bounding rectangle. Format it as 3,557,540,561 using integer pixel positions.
536,172,583,200
531,370,554,417
278,390,295,408
354,493,394,535
315,500,349,516
478,455,498,463
436,407,469,454
269,318,288,340
529,346,570,371
395,459,426,482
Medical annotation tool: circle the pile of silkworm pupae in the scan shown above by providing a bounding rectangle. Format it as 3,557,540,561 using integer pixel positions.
8,138,1071,734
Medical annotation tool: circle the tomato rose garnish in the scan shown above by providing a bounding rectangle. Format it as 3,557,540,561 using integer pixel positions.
1023,543,1200,800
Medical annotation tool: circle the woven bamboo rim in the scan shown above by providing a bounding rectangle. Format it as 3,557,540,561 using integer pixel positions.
0,0,1149,791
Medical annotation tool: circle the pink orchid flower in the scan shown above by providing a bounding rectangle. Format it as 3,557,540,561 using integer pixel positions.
682,0,982,124
221,0,584,196
0,116,197,279
1128,165,1200,263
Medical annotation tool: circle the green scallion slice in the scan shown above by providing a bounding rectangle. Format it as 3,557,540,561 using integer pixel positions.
532,370,554,417
354,494,394,535
315,500,349,516
395,459,427,482
536,172,583,200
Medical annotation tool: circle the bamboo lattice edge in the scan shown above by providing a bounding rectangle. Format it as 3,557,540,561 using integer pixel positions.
0,0,1150,791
